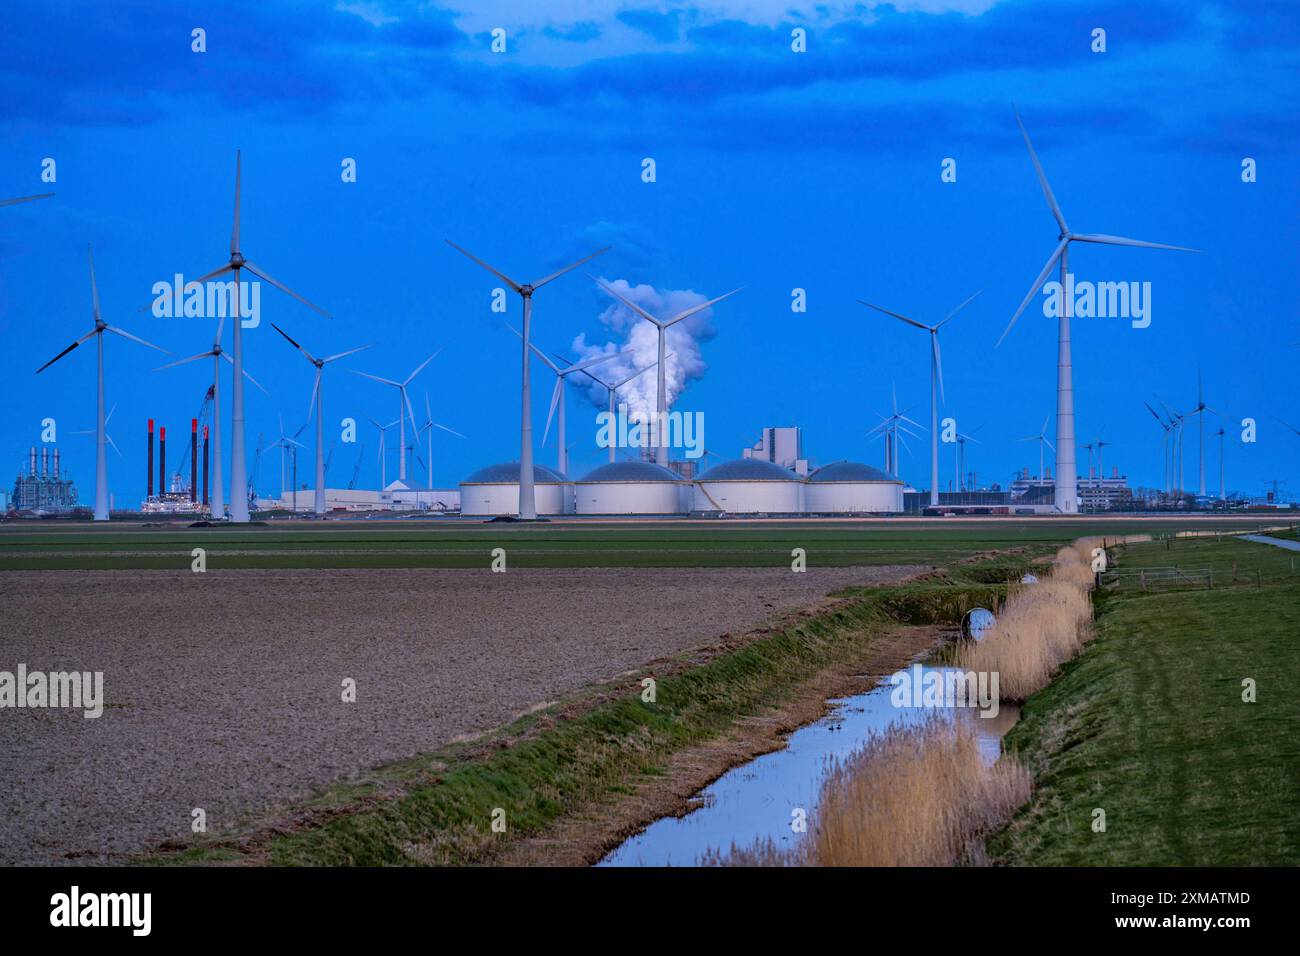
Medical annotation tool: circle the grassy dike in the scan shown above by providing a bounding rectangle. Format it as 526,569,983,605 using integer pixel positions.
990,535,1300,865
146,566,1030,866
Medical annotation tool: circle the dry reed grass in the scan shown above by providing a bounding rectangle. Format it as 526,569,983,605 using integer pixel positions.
706,713,1031,867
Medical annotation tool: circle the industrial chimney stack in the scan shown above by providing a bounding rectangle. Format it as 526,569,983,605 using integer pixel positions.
53,448,60,479
41,447,48,478
202,425,210,507
147,419,155,499
159,426,166,495
29,447,36,477
190,419,198,503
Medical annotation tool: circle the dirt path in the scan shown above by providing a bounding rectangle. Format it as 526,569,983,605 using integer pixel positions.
0,565,921,865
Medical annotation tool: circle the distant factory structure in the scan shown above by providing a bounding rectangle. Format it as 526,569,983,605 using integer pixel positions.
9,447,79,514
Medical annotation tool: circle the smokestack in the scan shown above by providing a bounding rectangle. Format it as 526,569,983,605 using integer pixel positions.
54,448,60,479
159,426,166,495
202,425,209,507
40,446,48,478
147,419,155,499
29,447,36,477
191,419,198,503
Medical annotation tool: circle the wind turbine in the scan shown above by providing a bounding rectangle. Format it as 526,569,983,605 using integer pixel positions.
1095,436,1111,482
353,351,439,486
1018,417,1055,483
868,387,922,478
1158,399,1188,493
1143,401,1175,495
36,245,168,520
166,151,331,523
505,324,628,476
592,277,741,466
265,416,306,508
269,323,369,515
155,314,268,519
1187,366,1221,497
1,193,53,207
578,359,662,463
859,291,980,506
1080,442,1094,482
367,418,399,489
418,392,464,494
446,240,609,519
1215,426,1226,500
954,429,980,493
996,109,1197,514
73,403,122,459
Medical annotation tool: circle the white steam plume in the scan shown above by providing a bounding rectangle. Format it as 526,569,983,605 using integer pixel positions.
570,278,717,422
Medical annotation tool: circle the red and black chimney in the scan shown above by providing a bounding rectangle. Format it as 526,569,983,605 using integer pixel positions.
202,425,210,507
190,418,198,503
147,419,155,498
159,426,166,495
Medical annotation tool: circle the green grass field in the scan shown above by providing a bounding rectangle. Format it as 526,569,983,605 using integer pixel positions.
0,517,1279,571
992,535,1300,865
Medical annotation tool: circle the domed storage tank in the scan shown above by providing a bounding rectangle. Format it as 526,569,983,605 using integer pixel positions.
574,461,689,515
804,460,905,514
460,462,568,516
692,458,804,514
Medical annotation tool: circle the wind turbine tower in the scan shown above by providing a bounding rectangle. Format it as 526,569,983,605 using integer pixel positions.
997,110,1196,514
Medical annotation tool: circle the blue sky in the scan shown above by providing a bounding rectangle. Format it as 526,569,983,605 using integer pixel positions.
2,0,1297,504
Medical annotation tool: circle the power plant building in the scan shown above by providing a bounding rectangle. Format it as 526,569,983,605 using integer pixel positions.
10,447,79,513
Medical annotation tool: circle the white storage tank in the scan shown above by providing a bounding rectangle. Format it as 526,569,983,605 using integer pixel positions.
574,461,689,515
692,458,804,514
460,462,568,516
804,460,905,514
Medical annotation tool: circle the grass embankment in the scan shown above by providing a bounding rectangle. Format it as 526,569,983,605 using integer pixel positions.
991,535,1300,865
145,561,1033,866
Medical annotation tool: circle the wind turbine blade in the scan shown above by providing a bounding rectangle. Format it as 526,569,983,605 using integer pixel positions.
505,322,562,373
36,329,97,373
424,391,433,427
106,326,169,354
935,289,982,330
444,240,524,293
221,352,269,394
615,361,657,389
530,246,610,290
1070,233,1199,253
404,349,441,386
87,245,101,322
154,351,211,371
231,150,241,254
662,287,743,328
0,193,54,207
899,415,926,431
542,377,562,446
996,239,1067,348
322,344,370,364
269,322,318,364
106,434,122,457
241,261,331,317
592,275,659,325
857,300,930,332
1015,107,1068,235
932,333,945,405
1040,416,1050,436
433,422,465,438
1044,438,1055,452
308,368,321,424
562,348,626,375
403,387,419,438
352,370,401,387
106,402,117,425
